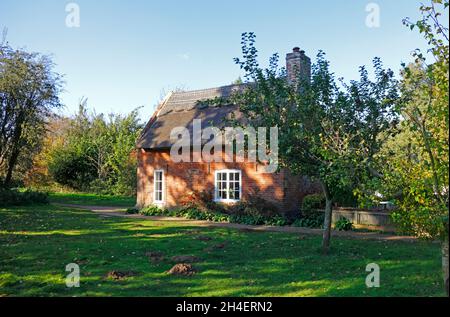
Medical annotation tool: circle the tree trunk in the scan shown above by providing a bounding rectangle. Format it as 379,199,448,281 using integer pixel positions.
3,141,21,188
321,181,333,254
3,111,24,188
442,238,449,296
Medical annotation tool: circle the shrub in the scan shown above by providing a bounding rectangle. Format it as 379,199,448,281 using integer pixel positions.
0,189,49,207
48,148,97,191
135,203,290,227
244,193,280,218
88,179,112,195
292,210,324,228
126,207,139,214
264,214,288,226
179,190,214,210
334,217,354,231
302,193,326,210
139,205,167,216
229,213,265,225
136,190,290,227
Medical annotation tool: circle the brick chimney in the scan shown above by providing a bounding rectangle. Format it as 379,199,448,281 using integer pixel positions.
286,47,311,86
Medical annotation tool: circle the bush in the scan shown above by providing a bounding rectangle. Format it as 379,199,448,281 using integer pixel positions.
88,179,112,195
136,190,293,227
0,189,49,207
126,207,139,214
139,205,168,216
229,213,265,225
302,193,326,210
242,193,280,218
48,148,97,191
135,202,290,227
264,214,288,226
292,210,324,228
334,217,354,231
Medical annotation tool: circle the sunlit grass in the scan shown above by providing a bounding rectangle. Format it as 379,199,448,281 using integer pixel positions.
0,204,445,297
48,192,135,207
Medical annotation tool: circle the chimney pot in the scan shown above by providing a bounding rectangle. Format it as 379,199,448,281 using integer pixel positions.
293,47,300,53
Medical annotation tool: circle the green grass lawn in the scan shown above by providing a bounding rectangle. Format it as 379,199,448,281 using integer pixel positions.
48,192,135,207
0,204,445,297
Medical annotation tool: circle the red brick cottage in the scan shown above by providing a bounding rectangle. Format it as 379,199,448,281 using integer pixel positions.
136,48,319,212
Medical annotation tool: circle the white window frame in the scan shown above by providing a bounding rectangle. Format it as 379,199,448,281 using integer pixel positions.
153,169,165,204
214,169,242,203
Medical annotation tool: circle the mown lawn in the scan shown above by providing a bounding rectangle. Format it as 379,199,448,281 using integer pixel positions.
48,192,135,207
0,204,445,297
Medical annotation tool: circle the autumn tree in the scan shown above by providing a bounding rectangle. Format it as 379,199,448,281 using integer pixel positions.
0,42,63,187
47,102,143,195
371,0,449,293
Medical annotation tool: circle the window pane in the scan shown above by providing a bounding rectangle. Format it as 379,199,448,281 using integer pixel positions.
154,171,163,201
215,171,241,201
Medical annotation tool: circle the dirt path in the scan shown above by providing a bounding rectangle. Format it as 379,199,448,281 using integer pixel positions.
55,203,418,242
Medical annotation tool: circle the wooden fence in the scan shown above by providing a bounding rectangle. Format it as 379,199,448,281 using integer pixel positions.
329,208,395,231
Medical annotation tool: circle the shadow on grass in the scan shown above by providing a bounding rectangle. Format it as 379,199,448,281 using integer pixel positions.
0,205,445,297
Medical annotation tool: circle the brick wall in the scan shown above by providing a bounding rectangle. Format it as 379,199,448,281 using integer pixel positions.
136,148,319,213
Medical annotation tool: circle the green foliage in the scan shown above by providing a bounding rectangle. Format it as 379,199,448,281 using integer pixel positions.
48,146,97,191
333,186,359,207
138,205,231,223
334,217,354,231
293,210,325,228
139,205,168,216
47,103,143,195
302,193,325,210
0,42,63,187
362,1,449,241
230,32,399,251
125,207,139,214
0,189,49,207
264,214,288,226
136,200,290,227
229,213,264,225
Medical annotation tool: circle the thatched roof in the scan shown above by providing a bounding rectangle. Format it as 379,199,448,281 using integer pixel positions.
137,84,246,149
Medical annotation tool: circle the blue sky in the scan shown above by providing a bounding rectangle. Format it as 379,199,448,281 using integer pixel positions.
0,0,447,120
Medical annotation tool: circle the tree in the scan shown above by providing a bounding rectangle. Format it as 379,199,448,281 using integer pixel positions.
46,102,143,195
231,33,399,253
231,77,243,85
373,0,449,293
0,42,63,187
